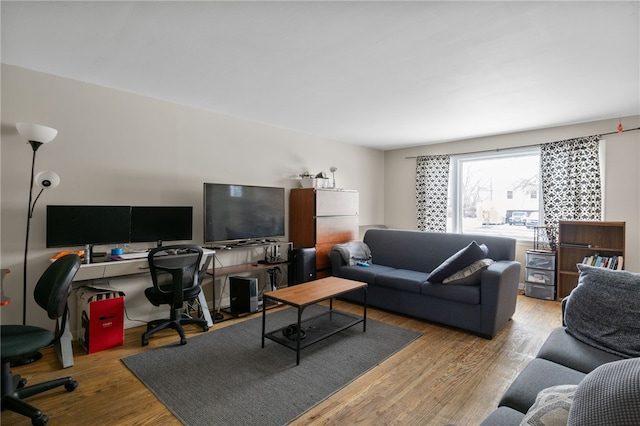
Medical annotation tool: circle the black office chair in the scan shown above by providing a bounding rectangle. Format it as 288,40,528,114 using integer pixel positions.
1,254,82,426
141,245,209,346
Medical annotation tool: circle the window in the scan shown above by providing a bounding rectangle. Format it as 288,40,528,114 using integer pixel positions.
448,147,541,239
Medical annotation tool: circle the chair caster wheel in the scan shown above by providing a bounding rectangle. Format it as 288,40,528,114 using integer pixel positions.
18,377,28,389
180,338,187,345
65,380,79,392
32,414,49,426
141,338,149,346
203,325,209,332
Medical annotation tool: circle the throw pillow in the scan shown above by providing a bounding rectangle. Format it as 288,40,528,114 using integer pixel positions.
568,358,640,426
564,264,640,358
520,384,578,426
442,258,495,285
427,241,488,283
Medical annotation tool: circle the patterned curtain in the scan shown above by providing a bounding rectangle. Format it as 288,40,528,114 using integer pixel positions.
540,136,602,247
416,155,450,232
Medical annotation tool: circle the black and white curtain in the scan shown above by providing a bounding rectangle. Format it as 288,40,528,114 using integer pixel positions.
416,155,450,232
541,135,602,245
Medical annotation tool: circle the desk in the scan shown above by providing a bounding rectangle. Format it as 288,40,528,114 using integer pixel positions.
58,249,214,367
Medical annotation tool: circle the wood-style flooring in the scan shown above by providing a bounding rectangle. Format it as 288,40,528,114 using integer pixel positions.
2,293,562,425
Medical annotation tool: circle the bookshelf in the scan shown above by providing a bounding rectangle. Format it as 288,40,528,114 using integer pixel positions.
557,220,625,300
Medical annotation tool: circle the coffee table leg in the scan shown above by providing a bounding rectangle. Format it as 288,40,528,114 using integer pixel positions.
296,307,302,365
329,297,333,320
363,287,367,332
262,296,267,348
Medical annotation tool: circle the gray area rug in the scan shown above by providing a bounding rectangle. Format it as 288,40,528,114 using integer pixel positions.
122,305,421,425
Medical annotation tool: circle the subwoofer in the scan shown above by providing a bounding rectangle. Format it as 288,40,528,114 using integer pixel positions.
229,276,259,314
288,247,316,286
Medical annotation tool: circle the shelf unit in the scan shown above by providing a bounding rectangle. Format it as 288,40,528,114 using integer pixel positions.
557,221,625,300
207,241,292,316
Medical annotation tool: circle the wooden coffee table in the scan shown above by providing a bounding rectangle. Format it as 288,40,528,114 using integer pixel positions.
261,276,367,365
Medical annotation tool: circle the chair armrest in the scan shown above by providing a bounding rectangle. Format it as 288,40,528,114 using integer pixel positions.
561,296,570,326
479,260,522,338
330,249,348,276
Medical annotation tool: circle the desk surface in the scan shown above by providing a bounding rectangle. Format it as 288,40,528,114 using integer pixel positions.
73,249,214,281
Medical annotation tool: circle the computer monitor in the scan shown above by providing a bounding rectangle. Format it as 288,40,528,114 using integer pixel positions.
130,206,193,247
46,205,131,248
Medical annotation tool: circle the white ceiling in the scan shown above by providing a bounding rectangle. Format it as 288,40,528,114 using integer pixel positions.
2,1,639,150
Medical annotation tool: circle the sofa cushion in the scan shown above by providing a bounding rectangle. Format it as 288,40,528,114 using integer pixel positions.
375,269,428,294
536,327,625,374
499,358,586,414
519,384,577,426
427,241,488,283
568,357,640,426
443,258,494,285
334,264,396,286
564,264,640,358
421,282,481,304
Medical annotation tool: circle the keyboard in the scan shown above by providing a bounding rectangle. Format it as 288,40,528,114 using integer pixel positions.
114,251,148,260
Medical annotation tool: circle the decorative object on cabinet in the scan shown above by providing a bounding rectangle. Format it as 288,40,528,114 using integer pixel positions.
296,171,330,188
289,188,359,278
557,221,625,300
17,122,60,327
330,166,338,188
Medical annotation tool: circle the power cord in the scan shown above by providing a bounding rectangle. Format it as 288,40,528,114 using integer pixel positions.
123,305,148,325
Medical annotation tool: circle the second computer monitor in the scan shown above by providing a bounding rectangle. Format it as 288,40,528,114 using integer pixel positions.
130,206,193,247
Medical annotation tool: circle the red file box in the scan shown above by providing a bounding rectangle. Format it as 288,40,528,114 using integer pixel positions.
77,287,125,354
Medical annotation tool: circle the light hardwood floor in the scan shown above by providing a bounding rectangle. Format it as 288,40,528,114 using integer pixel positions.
2,293,561,425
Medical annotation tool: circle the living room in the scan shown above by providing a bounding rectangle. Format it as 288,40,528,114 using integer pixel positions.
1,2,639,425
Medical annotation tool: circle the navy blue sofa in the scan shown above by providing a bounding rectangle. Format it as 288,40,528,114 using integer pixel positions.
481,265,640,424
330,228,521,339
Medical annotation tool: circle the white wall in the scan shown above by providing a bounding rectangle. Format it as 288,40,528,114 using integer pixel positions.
3,63,638,334
1,64,385,331
384,116,640,275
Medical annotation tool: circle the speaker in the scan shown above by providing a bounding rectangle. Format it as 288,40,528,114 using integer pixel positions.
288,247,317,286
229,276,259,314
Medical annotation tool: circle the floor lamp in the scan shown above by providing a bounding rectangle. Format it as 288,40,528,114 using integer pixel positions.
17,123,60,331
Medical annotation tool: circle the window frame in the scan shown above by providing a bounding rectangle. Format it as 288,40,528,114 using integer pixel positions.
448,146,542,240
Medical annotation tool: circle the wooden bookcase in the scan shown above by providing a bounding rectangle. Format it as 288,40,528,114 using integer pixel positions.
289,188,359,278
557,220,625,300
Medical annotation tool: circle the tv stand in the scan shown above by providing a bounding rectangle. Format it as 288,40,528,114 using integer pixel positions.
208,241,292,317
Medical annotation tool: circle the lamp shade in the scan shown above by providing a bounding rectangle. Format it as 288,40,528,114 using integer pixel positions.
16,122,58,144
35,171,60,189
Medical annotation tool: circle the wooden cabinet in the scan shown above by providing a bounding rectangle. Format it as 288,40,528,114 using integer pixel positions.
289,188,359,277
557,221,625,300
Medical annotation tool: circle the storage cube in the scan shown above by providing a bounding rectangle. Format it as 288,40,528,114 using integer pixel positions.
525,267,555,285
525,252,556,270
77,286,125,354
525,282,555,300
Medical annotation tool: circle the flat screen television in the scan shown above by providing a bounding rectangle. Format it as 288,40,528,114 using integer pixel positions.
46,205,131,248
130,206,193,246
204,183,285,244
